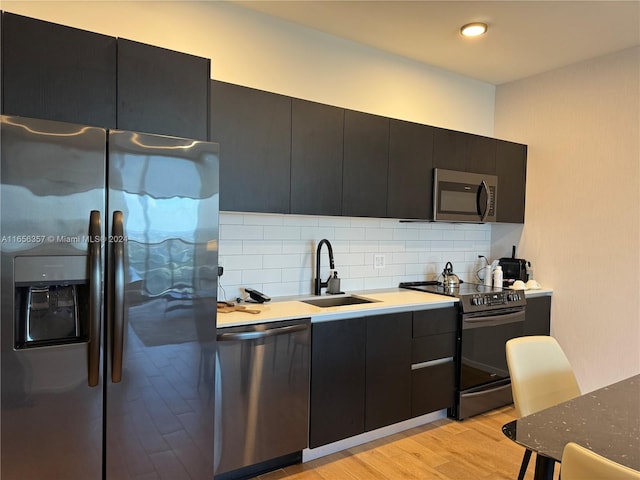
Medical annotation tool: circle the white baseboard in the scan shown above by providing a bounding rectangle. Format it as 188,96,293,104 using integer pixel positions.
302,409,447,462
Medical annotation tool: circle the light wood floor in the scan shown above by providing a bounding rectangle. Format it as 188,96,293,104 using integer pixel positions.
254,406,561,480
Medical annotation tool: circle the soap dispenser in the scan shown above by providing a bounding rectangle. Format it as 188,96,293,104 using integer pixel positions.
327,271,342,294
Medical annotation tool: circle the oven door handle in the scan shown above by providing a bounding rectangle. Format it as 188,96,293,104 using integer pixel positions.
463,310,525,329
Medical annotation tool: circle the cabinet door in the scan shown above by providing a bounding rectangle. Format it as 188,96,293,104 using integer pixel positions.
309,318,366,448
210,81,291,213
433,128,496,175
524,295,551,336
291,99,344,216
496,139,527,223
342,110,389,217
411,307,458,417
412,361,456,417
365,312,412,431
466,134,497,175
117,39,209,140
433,127,467,171
387,119,435,219
2,13,116,128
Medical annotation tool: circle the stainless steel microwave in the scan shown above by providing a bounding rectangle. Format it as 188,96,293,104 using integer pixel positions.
433,168,498,222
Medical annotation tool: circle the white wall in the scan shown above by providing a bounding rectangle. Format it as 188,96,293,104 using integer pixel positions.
495,47,640,392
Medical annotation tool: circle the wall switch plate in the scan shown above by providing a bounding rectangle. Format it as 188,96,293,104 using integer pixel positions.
374,254,385,269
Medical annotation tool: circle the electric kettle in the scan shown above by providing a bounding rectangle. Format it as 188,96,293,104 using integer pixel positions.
441,262,461,288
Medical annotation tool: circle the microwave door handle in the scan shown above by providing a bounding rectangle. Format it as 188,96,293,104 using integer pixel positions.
478,180,490,221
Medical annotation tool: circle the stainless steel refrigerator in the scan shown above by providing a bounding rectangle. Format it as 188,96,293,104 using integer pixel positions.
0,115,219,479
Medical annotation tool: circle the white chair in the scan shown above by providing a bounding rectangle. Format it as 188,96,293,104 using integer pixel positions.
505,336,581,480
561,442,640,480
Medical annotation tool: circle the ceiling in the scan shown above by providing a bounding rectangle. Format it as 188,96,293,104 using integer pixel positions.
233,1,640,85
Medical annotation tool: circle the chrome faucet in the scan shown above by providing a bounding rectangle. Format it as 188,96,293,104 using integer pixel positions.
314,239,334,295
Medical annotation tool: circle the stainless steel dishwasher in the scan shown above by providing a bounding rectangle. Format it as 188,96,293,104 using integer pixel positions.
214,318,310,479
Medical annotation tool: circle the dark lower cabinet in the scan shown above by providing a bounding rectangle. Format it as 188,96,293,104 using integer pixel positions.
365,312,412,431
2,12,117,128
412,361,456,417
309,318,366,448
291,99,344,216
310,309,456,448
210,80,291,213
524,295,551,335
496,139,527,223
342,110,390,218
387,119,435,220
411,308,458,417
117,38,210,140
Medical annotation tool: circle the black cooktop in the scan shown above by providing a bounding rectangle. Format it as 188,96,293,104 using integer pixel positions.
399,280,502,297
399,280,526,312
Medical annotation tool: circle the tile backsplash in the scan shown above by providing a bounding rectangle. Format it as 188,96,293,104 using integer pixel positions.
218,212,491,301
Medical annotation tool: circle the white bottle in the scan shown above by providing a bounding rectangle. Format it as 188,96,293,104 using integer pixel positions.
493,265,503,289
482,265,493,287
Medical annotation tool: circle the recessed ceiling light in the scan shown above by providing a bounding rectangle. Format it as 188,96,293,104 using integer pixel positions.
460,22,488,37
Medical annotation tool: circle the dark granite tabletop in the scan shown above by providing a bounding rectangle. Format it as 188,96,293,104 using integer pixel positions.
503,374,640,471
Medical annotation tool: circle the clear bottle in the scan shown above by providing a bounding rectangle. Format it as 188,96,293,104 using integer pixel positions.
493,265,503,289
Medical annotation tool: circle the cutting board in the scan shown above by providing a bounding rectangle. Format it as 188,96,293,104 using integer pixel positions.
217,304,260,314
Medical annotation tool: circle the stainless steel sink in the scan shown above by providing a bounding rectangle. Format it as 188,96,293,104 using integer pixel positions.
301,295,378,308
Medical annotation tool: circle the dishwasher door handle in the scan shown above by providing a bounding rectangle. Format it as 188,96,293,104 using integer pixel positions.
217,323,308,342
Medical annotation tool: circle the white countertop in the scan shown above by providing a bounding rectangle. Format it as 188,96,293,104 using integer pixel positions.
216,287,553,328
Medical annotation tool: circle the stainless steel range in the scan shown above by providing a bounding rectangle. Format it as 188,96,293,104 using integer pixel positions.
400,281,526,420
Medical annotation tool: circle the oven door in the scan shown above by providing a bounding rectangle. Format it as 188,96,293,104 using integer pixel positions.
455,306,525,419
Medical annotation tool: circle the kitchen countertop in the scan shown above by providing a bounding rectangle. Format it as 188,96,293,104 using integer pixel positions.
216,286,553,328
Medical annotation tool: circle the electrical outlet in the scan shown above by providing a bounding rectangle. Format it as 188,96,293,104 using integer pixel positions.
374,254,385,269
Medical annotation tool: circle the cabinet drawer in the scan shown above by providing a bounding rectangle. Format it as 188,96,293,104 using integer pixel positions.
413,308,457,337
411,332,456,364
411,359,456,417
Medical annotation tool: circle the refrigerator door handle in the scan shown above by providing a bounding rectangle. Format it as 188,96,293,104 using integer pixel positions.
111,211,125,383
88,210,102,387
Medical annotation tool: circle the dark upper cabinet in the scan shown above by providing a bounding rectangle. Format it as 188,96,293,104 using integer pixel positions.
387,119,435,220
466,134,497,175
342,110,389,217
210,81,291,213
117,39,209,140
496,139,527,223
433,128,467,171
291,99,344,216
1,13,116,128
365,312,412,431
433,127,497,175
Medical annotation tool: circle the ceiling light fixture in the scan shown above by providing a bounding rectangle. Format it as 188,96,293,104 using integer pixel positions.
460,22,488,37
